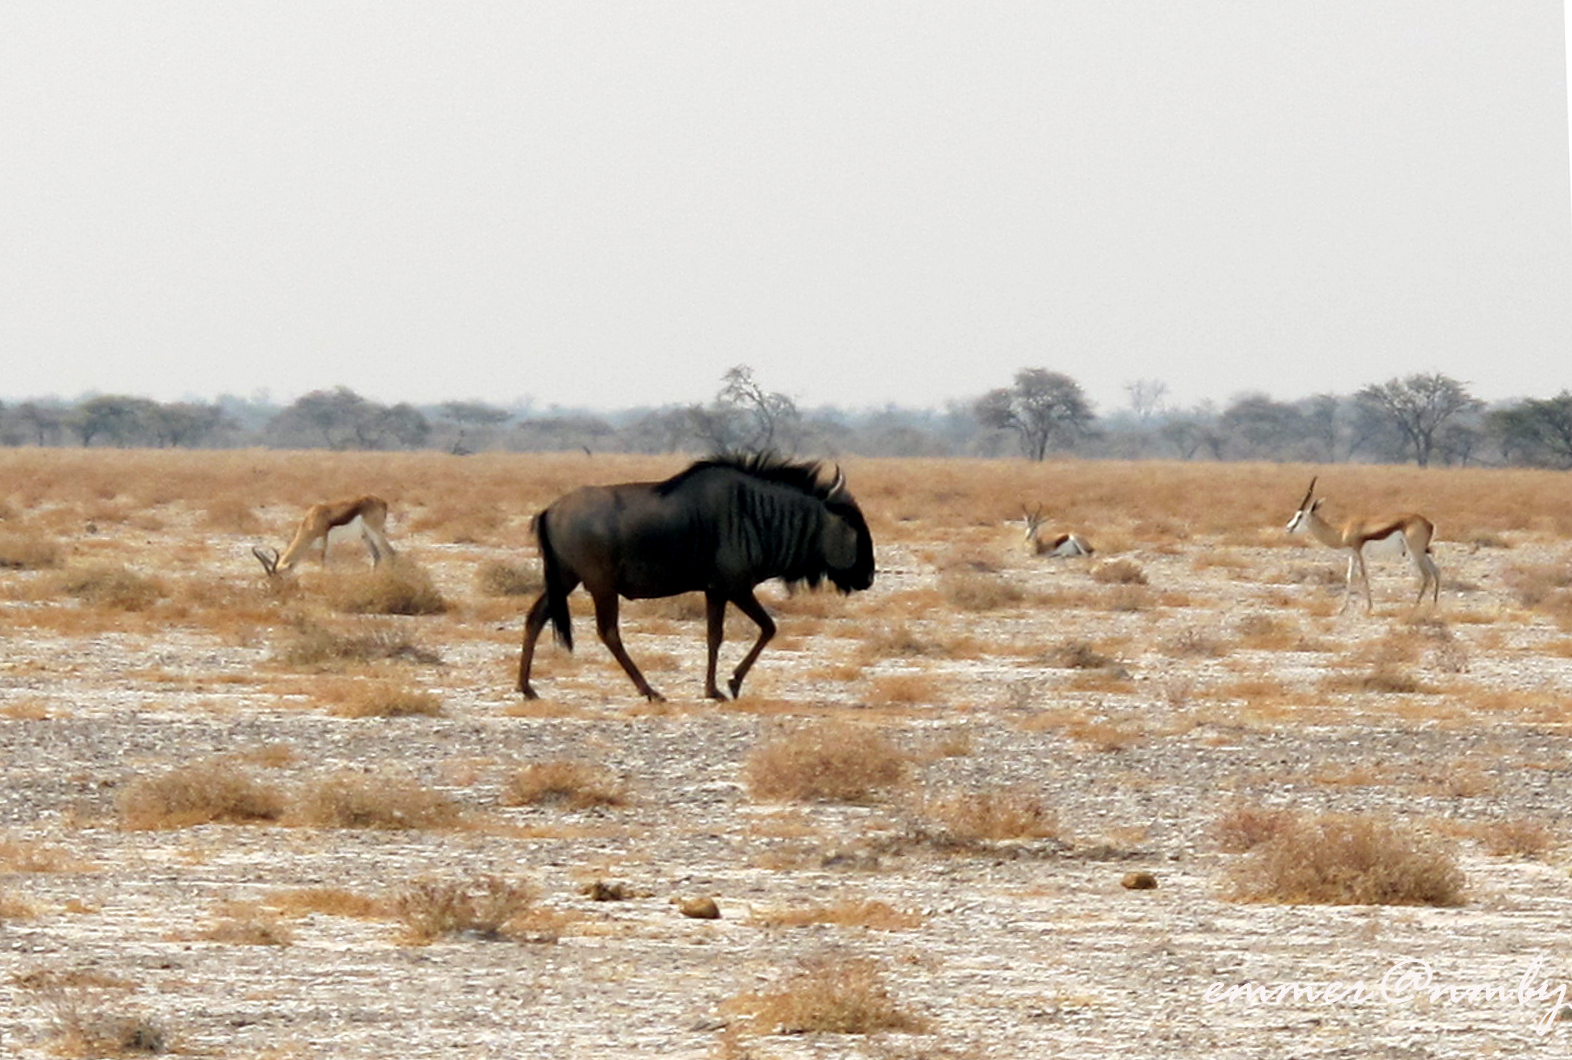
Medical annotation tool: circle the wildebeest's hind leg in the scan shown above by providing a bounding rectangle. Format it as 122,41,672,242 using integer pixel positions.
517,592,553,699
591,590,664,702
724,589,777,699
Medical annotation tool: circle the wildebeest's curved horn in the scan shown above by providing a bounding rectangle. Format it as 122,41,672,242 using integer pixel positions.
252,545,280,576
828,465,846,496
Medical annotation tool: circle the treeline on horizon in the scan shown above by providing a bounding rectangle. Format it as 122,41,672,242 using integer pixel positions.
3,366,1571,470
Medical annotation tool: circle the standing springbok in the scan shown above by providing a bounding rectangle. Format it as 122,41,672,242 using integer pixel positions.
1022,505,1093,557
253,496,394,575
1285,477,1438,613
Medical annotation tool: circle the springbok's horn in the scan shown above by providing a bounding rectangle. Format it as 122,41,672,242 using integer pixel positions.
252,546,280,576
1299,476,1318,509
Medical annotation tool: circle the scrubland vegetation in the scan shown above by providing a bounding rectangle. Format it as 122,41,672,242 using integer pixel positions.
0,448,1570,1056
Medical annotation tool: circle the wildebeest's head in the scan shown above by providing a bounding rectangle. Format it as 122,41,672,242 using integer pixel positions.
819,465,876,593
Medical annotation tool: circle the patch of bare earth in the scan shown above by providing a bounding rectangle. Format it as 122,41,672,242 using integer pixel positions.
1,451,1571,1057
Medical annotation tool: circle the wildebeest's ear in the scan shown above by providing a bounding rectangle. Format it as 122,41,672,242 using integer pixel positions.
822,514,859,569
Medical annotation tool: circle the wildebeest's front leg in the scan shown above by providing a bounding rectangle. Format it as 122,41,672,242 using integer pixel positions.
517,592,553,699
703,591,730,700
724,589,776,699
592,590,664,701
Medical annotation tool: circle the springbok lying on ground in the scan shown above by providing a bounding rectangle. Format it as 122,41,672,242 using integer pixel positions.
253,495,394,575
1022,505,1093,557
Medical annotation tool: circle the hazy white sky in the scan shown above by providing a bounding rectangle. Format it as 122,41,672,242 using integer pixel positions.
3,2,1568,415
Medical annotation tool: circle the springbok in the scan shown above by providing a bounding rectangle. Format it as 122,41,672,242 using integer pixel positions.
1285,477,1438,613
1022,505,1093,557
253,495,394,576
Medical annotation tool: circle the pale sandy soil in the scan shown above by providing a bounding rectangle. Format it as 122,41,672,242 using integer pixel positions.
2,459,1571,1058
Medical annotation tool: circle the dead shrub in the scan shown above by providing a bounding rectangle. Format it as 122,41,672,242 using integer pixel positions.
392,874,540,944
938,568,1024,611
728,954,931,1036
1163,627,1227,658
323,558,447,616
502,760,627,810
1478,818,1556,858
40,983,167,1057
0,838,89,873
276,619,443,667
916,786,1058,847
327,683,443,718
0,531,60,569
1092,558,1147,585
1041,639,1116,670
744,720,911,804
290,771,462,830
264,886,387,921
200,904,294,946
1212,804,1298,853
59,564,164,611
115,760,286,830
477,560,541,597
1226,812,1465,906
751,899,925,931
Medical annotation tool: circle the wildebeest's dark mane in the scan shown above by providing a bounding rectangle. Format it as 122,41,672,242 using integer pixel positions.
655,451,834,500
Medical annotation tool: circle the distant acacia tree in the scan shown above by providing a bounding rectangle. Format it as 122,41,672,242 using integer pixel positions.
1219,394,1306,460
1354,373,1483,467
974,369,1094,461
1488,391,1572,468
267,387,430,450
687,365,801,454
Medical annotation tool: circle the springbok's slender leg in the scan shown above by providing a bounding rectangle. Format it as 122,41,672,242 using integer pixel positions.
590,590,663,702
724,589,776,699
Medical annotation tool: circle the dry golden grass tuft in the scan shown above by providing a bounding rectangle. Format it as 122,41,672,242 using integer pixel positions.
1,889,42,920
199,901,295,946
289,771,464,830
502,760,627,810
476,559,541,597
0,837,91,874
1475,818,1557,859
57,564,165,610
915,786,1059,848
866,671,945,706
34,980,167,1058
1091,557,1147,585
937,567,1024,611
275,618,443,668
325,681,443,718
1226,811,1465,907
0,529,61,569
750,898,926,931
263,886,388,921
322,558,446,615
391,874,543,944
727,954,932,1036
115,759,286,830
744,719,912,803
1211,804,1299,853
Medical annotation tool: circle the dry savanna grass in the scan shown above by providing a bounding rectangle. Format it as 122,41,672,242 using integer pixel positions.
324,681,444,718
751,898,926,931
321,558,447,615
1225,811,1465,907
744,720,912,803
391,874,543,944
915,786,1059,848
502,759,628,809
275,618,443,668
115,759,287,830
726,954,932,1037
289,771,465,831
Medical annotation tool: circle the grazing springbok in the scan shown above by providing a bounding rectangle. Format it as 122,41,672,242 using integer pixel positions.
253,495,394,576
518,453,876,702
1285,476,1438,613
1022,505,1093,557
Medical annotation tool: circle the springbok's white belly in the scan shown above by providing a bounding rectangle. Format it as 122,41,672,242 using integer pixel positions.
1359,530,1409,559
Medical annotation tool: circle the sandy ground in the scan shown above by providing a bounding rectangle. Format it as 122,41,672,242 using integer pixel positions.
2,485,1572,1058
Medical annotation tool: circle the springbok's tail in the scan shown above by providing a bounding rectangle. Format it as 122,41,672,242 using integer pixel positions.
534,511,574,651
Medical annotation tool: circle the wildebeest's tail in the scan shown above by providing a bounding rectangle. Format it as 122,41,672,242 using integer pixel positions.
534,510,574,651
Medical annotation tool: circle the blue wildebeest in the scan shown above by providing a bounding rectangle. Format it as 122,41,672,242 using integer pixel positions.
517,454,876,701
